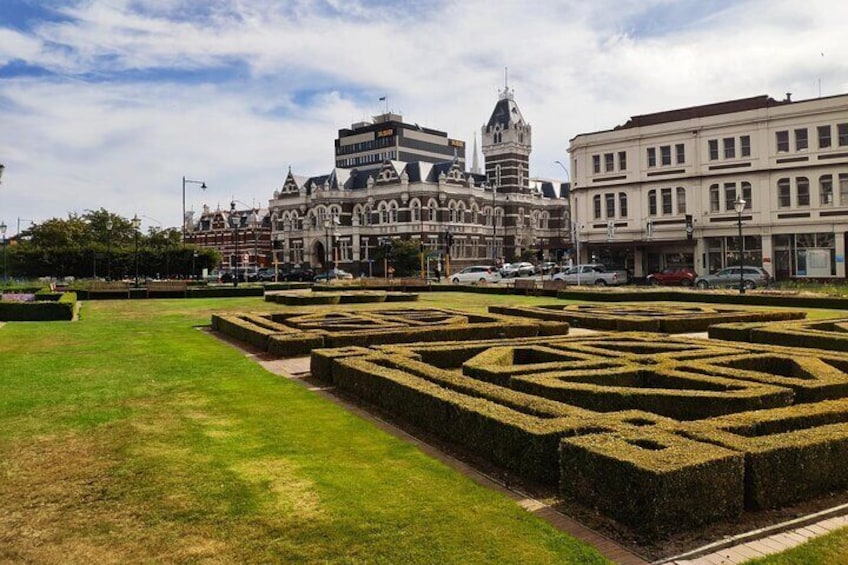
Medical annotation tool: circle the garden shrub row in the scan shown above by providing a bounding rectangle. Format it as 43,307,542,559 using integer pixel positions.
709,317,848,353
490,304,805,333
212,308,570,358
555,288,848,310
264,290,419,306
0,292,77,321
305,332,848,538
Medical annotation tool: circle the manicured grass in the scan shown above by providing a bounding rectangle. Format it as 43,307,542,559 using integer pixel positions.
744,526,848,564
0,296,609,564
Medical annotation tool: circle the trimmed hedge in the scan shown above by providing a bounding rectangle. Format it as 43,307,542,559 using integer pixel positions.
555,288,848,310
682,399,848,509
265,290,419,305
0,292,77,321
560,428,744,536
189,286,264,298
490,304,806,333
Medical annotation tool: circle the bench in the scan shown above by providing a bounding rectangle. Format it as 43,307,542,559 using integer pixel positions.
87,281,131,298
541,280,567,291
513,279,538,295
146,280,189,298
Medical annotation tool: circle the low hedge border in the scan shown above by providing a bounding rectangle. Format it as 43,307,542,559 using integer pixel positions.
490,304,806,333
560,428,744,536
0,292,77,321
265,290,419,305
555,288,848,309
681,399,848,510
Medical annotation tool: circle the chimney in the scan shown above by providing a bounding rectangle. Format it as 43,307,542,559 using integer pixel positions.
785,92,792,102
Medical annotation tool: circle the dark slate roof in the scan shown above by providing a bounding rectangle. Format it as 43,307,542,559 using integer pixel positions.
428,161,454,181
615,95,788,130
539,181,557,199
346,166,382,190
486,96,526,129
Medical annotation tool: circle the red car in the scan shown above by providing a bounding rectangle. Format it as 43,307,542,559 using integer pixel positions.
646,267,696,286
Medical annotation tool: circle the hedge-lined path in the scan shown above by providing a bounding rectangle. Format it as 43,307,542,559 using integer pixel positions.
661,508,848,564
241,342,650,565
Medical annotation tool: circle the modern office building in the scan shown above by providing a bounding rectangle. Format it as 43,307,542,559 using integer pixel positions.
335,113,466,169
568,93,848,279
268,88,568,277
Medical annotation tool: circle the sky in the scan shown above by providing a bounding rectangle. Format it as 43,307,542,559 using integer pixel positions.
1,0,846,235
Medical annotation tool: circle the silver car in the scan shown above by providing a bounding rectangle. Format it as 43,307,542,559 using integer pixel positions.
695,266,771,290
451,266,502,285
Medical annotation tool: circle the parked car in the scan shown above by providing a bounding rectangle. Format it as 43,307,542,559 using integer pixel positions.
694,266,771,290
255,267,279,282
220,269,254,283
450,265,502,285
646,267,696,286
279,268,315,282
539,261,558,274
500,262,535,278
552,264,629,286
314,268,354,282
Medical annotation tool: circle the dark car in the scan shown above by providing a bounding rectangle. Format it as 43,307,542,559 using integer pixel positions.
255,267,279,282
313,268,354,282
280,268,315,282
646,267,696,286
220,269,251,283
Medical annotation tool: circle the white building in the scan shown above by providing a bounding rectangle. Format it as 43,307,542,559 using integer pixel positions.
568,93,848,280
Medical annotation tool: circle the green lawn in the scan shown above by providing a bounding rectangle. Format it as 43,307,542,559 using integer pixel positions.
744,526,848,564
0,295,609,564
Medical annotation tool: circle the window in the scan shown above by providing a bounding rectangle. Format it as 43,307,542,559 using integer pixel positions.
676,187,686,214
818,125,832,148
410,201,421,222
740,135,751,157
661,188,672,215
604,153,614,172
647,147,657,167
619,193,628,217
618,151,627,171
709,184,720,212
840,174,848,206
428,202,438,221
593,195,602,219
593,155,601,174
723,138,736,159
797,177,810,207
795,128,808,151
820,175,834,206
724,183,737,212
741,181,752,210
776,130,789,152
660,145,671,166
605,193,615,218
839,124,848,146
777,178,791,208
648,190,657,216
708,139,719,161
675,143,685,164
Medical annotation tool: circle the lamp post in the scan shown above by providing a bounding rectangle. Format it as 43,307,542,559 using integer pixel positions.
192,250,199,280
106,219,113,280
230,201,240,287
182,176,207,240
0,221,7,285
131,215,141,287
251,209,260,270
734,194,747,295
555,160,580,284
323,218,332,279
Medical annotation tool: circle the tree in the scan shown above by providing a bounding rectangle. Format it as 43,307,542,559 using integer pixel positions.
374,238,421,277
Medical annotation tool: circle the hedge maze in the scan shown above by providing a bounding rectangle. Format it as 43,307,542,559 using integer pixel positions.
709,316,848,352
489,303,806,333
265,290,419,306
211,308,570,356
310,332,848,537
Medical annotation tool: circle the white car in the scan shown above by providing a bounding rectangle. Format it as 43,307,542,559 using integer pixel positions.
450,266,502,285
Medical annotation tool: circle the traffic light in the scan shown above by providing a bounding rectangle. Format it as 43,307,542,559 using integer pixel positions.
445,230,454,253
685,214,694,240
536,247,543,261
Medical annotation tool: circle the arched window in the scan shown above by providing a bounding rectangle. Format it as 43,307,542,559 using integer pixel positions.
495,207,504,227
676,187,686,214
449,201,458,223
741,181,752,209
410,199,421,222
470,205,479,224
389,201,399,223
428,200,438,221
378,203,388,224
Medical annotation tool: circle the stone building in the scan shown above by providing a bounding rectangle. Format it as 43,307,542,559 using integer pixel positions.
184,204,272,274
267,88,569,277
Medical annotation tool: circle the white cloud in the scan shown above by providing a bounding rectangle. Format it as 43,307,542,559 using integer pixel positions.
1,0,847,233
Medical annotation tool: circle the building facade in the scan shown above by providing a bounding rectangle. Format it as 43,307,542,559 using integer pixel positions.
568,93,848,279
268,89,569,277
185,205,272,273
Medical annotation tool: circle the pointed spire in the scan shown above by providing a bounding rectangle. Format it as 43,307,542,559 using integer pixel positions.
472,132,480,175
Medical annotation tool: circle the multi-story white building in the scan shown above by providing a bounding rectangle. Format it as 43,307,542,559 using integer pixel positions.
568,93,848,280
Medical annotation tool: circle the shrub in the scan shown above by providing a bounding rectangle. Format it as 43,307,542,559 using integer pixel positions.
0,292,76,321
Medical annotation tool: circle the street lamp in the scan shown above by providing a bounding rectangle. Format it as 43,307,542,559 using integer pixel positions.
106,219,113,281
192,250,199,280
131,214,141,287
230,201,240,287
734,194,747,295
182,176,207,240
0,221,7,285
555,160,580,284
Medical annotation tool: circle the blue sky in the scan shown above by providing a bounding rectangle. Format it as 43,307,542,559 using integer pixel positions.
1,0,846,233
